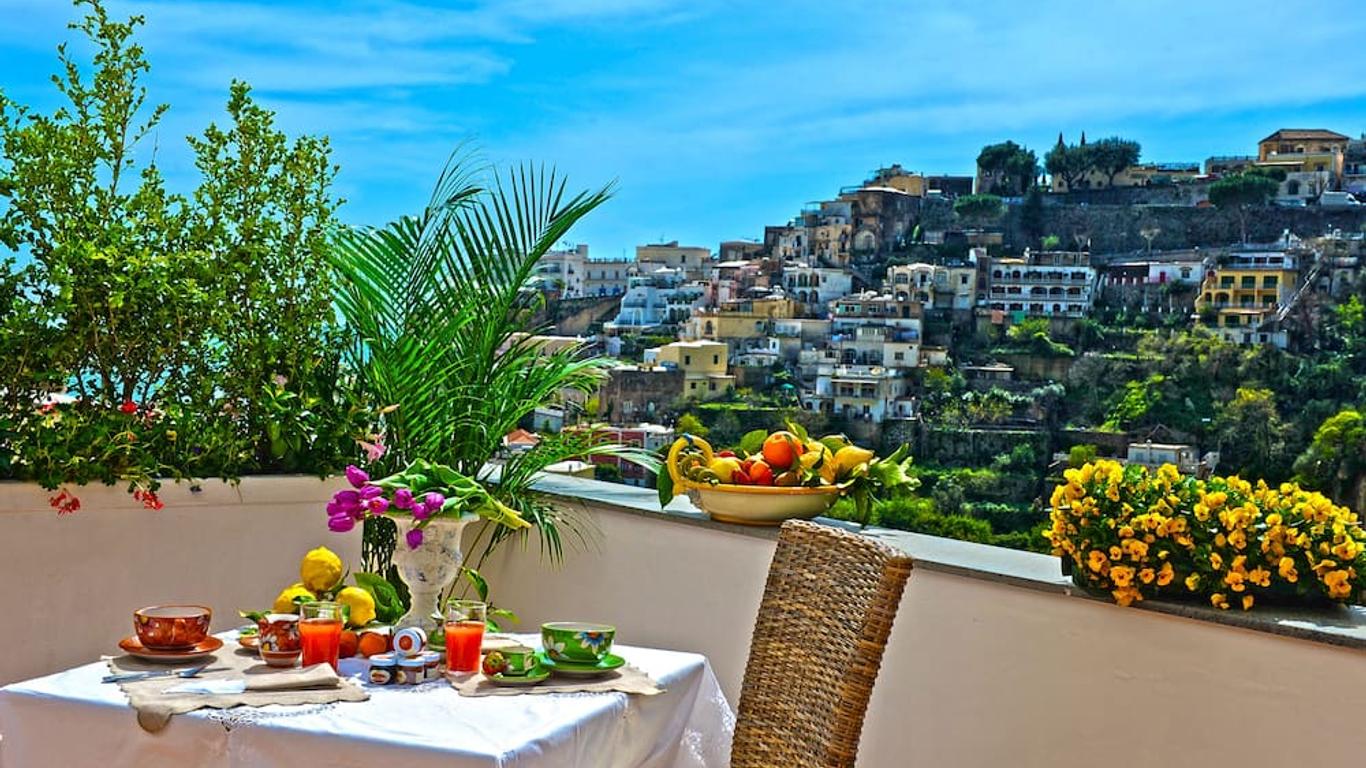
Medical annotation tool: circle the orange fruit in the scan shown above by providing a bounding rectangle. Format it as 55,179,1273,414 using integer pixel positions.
358,631,389,658
761,431,804,471
748,459,775,486
339,630,359,658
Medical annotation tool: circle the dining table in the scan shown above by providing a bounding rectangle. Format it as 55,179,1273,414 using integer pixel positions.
0,633,734,767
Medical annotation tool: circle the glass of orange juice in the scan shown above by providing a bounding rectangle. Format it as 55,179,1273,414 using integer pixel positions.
299,601,345,672
445,600,486,674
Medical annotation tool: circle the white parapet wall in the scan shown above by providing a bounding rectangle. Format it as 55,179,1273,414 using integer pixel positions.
482,486,1366,768
0,477,357,684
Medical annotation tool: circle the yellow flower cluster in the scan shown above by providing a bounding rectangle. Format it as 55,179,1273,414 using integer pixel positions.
1047,461,1365,611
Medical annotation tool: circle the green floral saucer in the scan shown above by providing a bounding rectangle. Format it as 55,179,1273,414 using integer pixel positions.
487,666,550,686
537,651,625,677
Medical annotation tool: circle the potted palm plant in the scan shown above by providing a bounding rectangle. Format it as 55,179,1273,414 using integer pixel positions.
328,151,655,628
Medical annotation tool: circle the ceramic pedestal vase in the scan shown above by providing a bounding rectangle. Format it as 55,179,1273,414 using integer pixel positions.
391,515,478,631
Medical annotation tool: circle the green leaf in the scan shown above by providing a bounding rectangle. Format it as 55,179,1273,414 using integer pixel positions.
657,466,674,508
820,434,852,454
463,567,490,602
785,420,808,443
354,572,405,624
739,429,768,456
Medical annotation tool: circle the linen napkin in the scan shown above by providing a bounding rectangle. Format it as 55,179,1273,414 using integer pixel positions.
107,638,368,732
166,661,342,695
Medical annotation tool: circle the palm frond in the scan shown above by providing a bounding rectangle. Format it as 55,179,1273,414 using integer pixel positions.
331,149,618,566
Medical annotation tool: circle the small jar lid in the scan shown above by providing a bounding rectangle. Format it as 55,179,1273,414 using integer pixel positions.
369,653,397,665
398,657,425,668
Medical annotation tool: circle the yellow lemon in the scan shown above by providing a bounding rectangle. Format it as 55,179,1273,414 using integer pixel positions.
833,446,875,480
707,456,743,483
273,583,316,614
300,546,344,593
337,586,376,627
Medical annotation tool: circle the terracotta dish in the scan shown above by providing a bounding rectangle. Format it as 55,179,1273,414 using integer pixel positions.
133,605,212,649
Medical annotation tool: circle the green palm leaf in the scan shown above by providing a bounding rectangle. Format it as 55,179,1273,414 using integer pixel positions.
331,150,633,567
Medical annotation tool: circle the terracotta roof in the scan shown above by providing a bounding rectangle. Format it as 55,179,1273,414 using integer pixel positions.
1259,129,1349,143
503,428,540,446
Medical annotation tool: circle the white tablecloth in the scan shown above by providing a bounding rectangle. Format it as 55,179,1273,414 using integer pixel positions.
0,635,733,767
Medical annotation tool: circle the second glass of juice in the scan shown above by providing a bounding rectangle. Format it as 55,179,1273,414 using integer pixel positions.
299,601,345,672
445,599,486,674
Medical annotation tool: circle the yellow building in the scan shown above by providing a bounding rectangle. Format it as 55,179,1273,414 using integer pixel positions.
1194,249,1299,348
684,296,797,343
650,340,734,399
864,165,926,196
1257,129,1349,167
1051,162,1201,192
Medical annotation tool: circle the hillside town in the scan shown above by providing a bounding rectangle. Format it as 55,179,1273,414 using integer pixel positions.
519,128,1366,550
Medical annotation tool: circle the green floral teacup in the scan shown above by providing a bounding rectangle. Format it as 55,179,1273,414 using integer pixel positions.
541,622,615,663
500,645,538,676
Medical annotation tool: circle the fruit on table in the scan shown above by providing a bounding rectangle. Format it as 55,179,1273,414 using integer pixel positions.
708,456,743,483
273,583,317,614
833,445,876,478
761,431,804,471
301,546,344,593
482,651,508,676
337,585,377,628
358,631,390,657
339,630,360,658
747,459,775,486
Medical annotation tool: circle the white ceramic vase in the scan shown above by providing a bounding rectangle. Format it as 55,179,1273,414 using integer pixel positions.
391,514,477,631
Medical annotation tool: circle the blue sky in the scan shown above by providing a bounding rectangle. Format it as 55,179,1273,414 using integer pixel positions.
3,0,1365,258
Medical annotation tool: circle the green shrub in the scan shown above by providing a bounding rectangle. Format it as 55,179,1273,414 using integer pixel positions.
0,1,363,500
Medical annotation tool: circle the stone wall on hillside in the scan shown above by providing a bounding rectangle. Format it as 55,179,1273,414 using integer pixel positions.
1004,204,1366,253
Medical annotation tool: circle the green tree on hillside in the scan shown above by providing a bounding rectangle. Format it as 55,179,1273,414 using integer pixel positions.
1216,387,1288,482
976,141,1038,196
674,412,709,438
1209,172,1279,243
953,194,1004,227
1088,137,1141,188
1045,139,1092,191
1294,409,1366,510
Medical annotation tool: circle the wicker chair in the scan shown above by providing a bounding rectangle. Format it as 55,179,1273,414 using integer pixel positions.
731,520,914,768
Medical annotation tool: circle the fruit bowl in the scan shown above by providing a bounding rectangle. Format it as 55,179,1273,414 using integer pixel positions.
684,482,841,526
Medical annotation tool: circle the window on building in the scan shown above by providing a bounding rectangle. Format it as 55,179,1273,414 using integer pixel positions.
689,382,696,390
708,382,716,391
1241,276,1255,289
684,355,691,365
712,354,719,364
1263,276,1278,288
894,352,904,361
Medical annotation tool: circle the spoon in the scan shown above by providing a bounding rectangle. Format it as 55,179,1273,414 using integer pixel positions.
102,664,220,684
